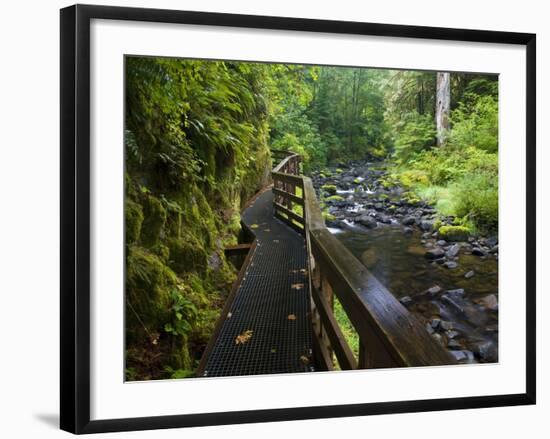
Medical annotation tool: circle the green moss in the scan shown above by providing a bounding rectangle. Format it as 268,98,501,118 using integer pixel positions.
336,168,344,174
126,199,144,244
166,236,208,275
322,211,336,221
353,177,363,184
438,225,471,242
126,245,177,326
325,195,344,202
321,184,337,195
141,195,167,246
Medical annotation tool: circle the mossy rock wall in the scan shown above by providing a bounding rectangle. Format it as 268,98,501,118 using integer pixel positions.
124,57,272,380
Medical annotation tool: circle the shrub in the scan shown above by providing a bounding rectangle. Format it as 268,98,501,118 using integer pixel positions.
450,172,498,231
449,94,498,153
393,113,436,162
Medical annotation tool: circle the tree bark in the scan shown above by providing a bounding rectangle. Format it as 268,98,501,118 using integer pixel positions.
435,72,450,146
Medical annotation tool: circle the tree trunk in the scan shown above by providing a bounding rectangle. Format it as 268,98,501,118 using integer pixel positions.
435,72,450,146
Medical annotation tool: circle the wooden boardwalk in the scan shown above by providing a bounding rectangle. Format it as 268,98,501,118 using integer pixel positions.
200,189,313,377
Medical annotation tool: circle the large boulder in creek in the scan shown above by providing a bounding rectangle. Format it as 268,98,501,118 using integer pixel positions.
402,216,416,226
356,215,377,229
438,225,470,242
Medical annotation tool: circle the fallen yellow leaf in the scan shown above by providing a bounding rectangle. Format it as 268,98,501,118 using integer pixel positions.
287,314,297,321
300,355,310,364
235,329,253,345
250,224,259,229
291,283,304,290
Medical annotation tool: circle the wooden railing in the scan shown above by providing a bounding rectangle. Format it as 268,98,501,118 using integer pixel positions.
272,151,456,370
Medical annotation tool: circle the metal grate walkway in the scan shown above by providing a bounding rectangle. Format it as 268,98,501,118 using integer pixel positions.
202,189,313,377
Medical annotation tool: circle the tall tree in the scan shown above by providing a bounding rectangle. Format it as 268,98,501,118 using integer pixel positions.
435,72,450,146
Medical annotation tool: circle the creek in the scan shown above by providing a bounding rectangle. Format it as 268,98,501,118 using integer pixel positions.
311,160,499,364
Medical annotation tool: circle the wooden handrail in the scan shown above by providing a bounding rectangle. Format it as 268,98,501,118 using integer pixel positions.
272,151,456,370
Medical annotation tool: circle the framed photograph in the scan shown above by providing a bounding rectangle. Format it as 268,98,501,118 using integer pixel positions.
60,4,536,434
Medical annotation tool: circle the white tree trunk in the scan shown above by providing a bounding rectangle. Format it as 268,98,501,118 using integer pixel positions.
436,72,450,146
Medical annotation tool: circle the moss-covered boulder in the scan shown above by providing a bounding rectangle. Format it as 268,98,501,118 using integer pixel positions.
166,236,208,275
321,184,337,195
325,195,344,202
438,225,471,242
140,195,167,246
126,199,144,244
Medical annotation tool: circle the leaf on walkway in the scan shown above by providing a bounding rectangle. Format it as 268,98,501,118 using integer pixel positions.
250,224,259,229
271,348,277,353
264,229,271,232
291,283,304,290
273,239,279,243
287,314,297,321
300,355,310,365
235,329,253,345
290,268,307,275
227,312,232,319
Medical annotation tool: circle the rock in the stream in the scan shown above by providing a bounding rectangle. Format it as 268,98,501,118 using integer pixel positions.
442,294,464,314
400,296,413,306
472,340,498,362
420,220,434,232
464,270,475,279
437,240,447,246
430,318,441,329
425,322,435,335
402,226,414,235
443,261,458,269
446,243,461,258
402,216,416,226
447,339,462,350
376,214,392,224
440,320,453,331
446,330,460,339
425,247,445,259
450,350,475,362
471,247,486,257
356,215,377,229
446,288,465,299
423,285,442,297
480,294,498,311
486,236,498,247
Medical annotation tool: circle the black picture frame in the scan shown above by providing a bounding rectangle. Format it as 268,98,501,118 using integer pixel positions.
60,4,536,434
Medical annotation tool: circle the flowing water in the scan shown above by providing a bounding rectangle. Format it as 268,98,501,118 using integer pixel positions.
335,224,499,363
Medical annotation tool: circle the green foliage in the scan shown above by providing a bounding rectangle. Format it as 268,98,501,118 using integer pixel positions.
449,172,498,230
164,366,195,379
449,95,498,152
333,297,359,360
326,195,345,202
164,289,198,337
393,113,436,162
125,57,274,380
